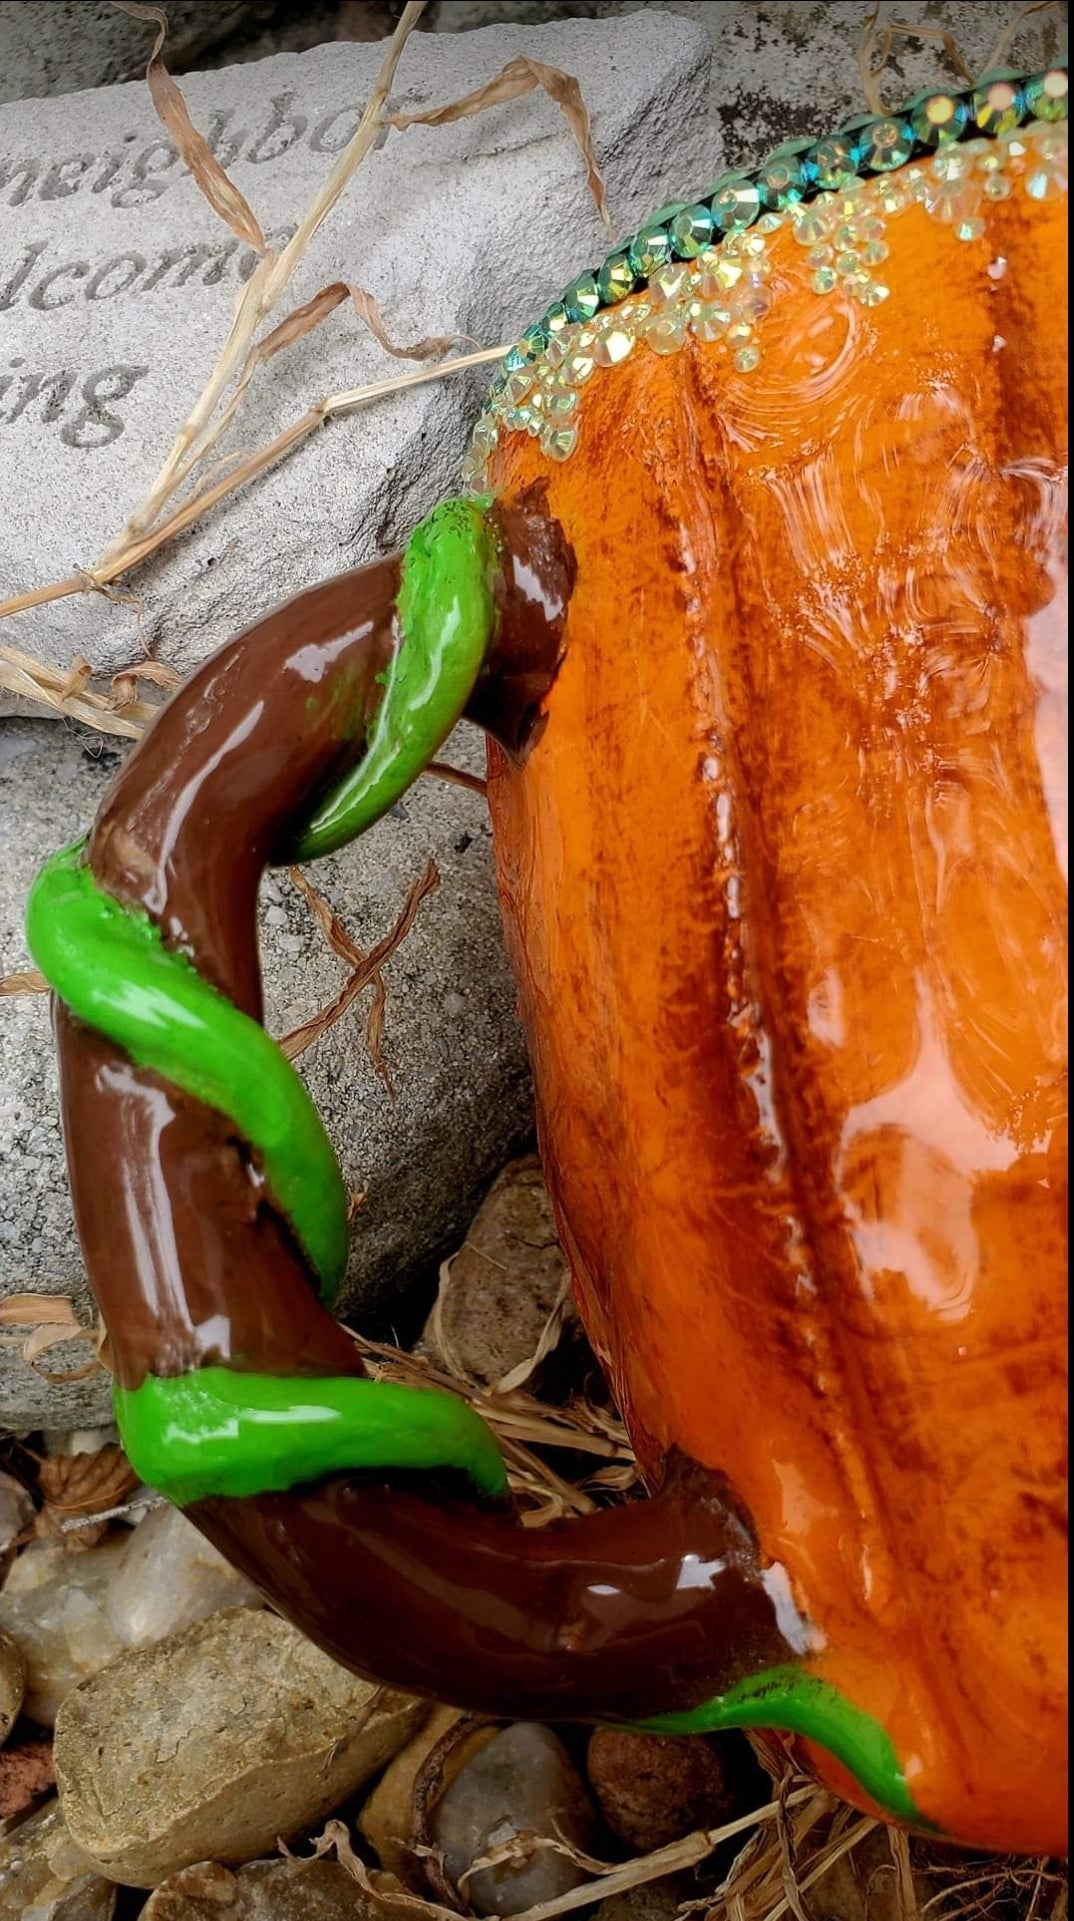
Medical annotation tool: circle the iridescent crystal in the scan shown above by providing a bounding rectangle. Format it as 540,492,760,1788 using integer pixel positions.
1026,69,1069,123
710,178,763,232
651,261,691,304
597,252,639,305
670,203,716,256
644,314,688,354
593,328,635,367
973,78,1025,137
562,273,601,324
629,223,673,278
734,344,762,372
858,116,914,171
909,92,969,147
543,425,578,462
808,137,859,190
792,201,836,245
758,149,811,209
812,265,838,293
690,301,730,342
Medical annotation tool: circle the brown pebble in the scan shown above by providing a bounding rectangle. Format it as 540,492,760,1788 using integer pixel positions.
0,1733,55,1821
586,1730,736,1853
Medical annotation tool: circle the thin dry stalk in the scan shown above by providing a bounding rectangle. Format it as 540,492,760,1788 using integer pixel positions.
0,1293,106,1383
281,860,440,1089
0,969,48,997
387,54,613,233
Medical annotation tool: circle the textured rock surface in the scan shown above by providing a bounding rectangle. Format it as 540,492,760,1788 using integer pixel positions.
103,1502,264,1645
0,1473,33,1563
54,1607,426,1887
0,3,266,100
586,1729,737,1853
0,1536,128,1726
0,13,711,690
0,1800,116,1920
418,1154,574,1389
142,1855,377,1920
430,1721,597,1916
0,1632,25,1747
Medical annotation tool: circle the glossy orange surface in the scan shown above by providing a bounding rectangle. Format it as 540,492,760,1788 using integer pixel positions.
486,184,1068,1851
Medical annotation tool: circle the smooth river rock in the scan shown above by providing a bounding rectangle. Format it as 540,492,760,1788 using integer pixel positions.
0,1536,128,1727
53,1607,426,1887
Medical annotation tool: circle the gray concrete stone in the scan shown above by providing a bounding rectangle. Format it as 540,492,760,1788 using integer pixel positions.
0,715,533,1429
0,12,711,695
431,4,1062,133
0,2,268,101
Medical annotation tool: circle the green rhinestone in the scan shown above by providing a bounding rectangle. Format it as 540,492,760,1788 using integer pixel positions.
501,342,530,374
808,136,860,190
757,147,812,209
972,77,1026,137
562,273,601,324
544,301,570,336
1025,69,1069,123
596,251,639,305
629,223,673,279
519,322,549,360
857,116,914,172
670,203,716,257
908,92,969,147
710,177,763,232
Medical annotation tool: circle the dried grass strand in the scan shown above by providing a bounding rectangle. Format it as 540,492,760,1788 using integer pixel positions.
0,970,49,997
985,2,1063,73
280,860,439,1079
387,53,612,232
113,1,267,251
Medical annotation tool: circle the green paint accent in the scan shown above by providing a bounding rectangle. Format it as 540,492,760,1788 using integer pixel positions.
115,1365,510,1507
287,497,499,863
25,843,348,1302
635,1667,927,1828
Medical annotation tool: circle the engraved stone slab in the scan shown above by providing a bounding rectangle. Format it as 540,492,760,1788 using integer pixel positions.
0,13,712,691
